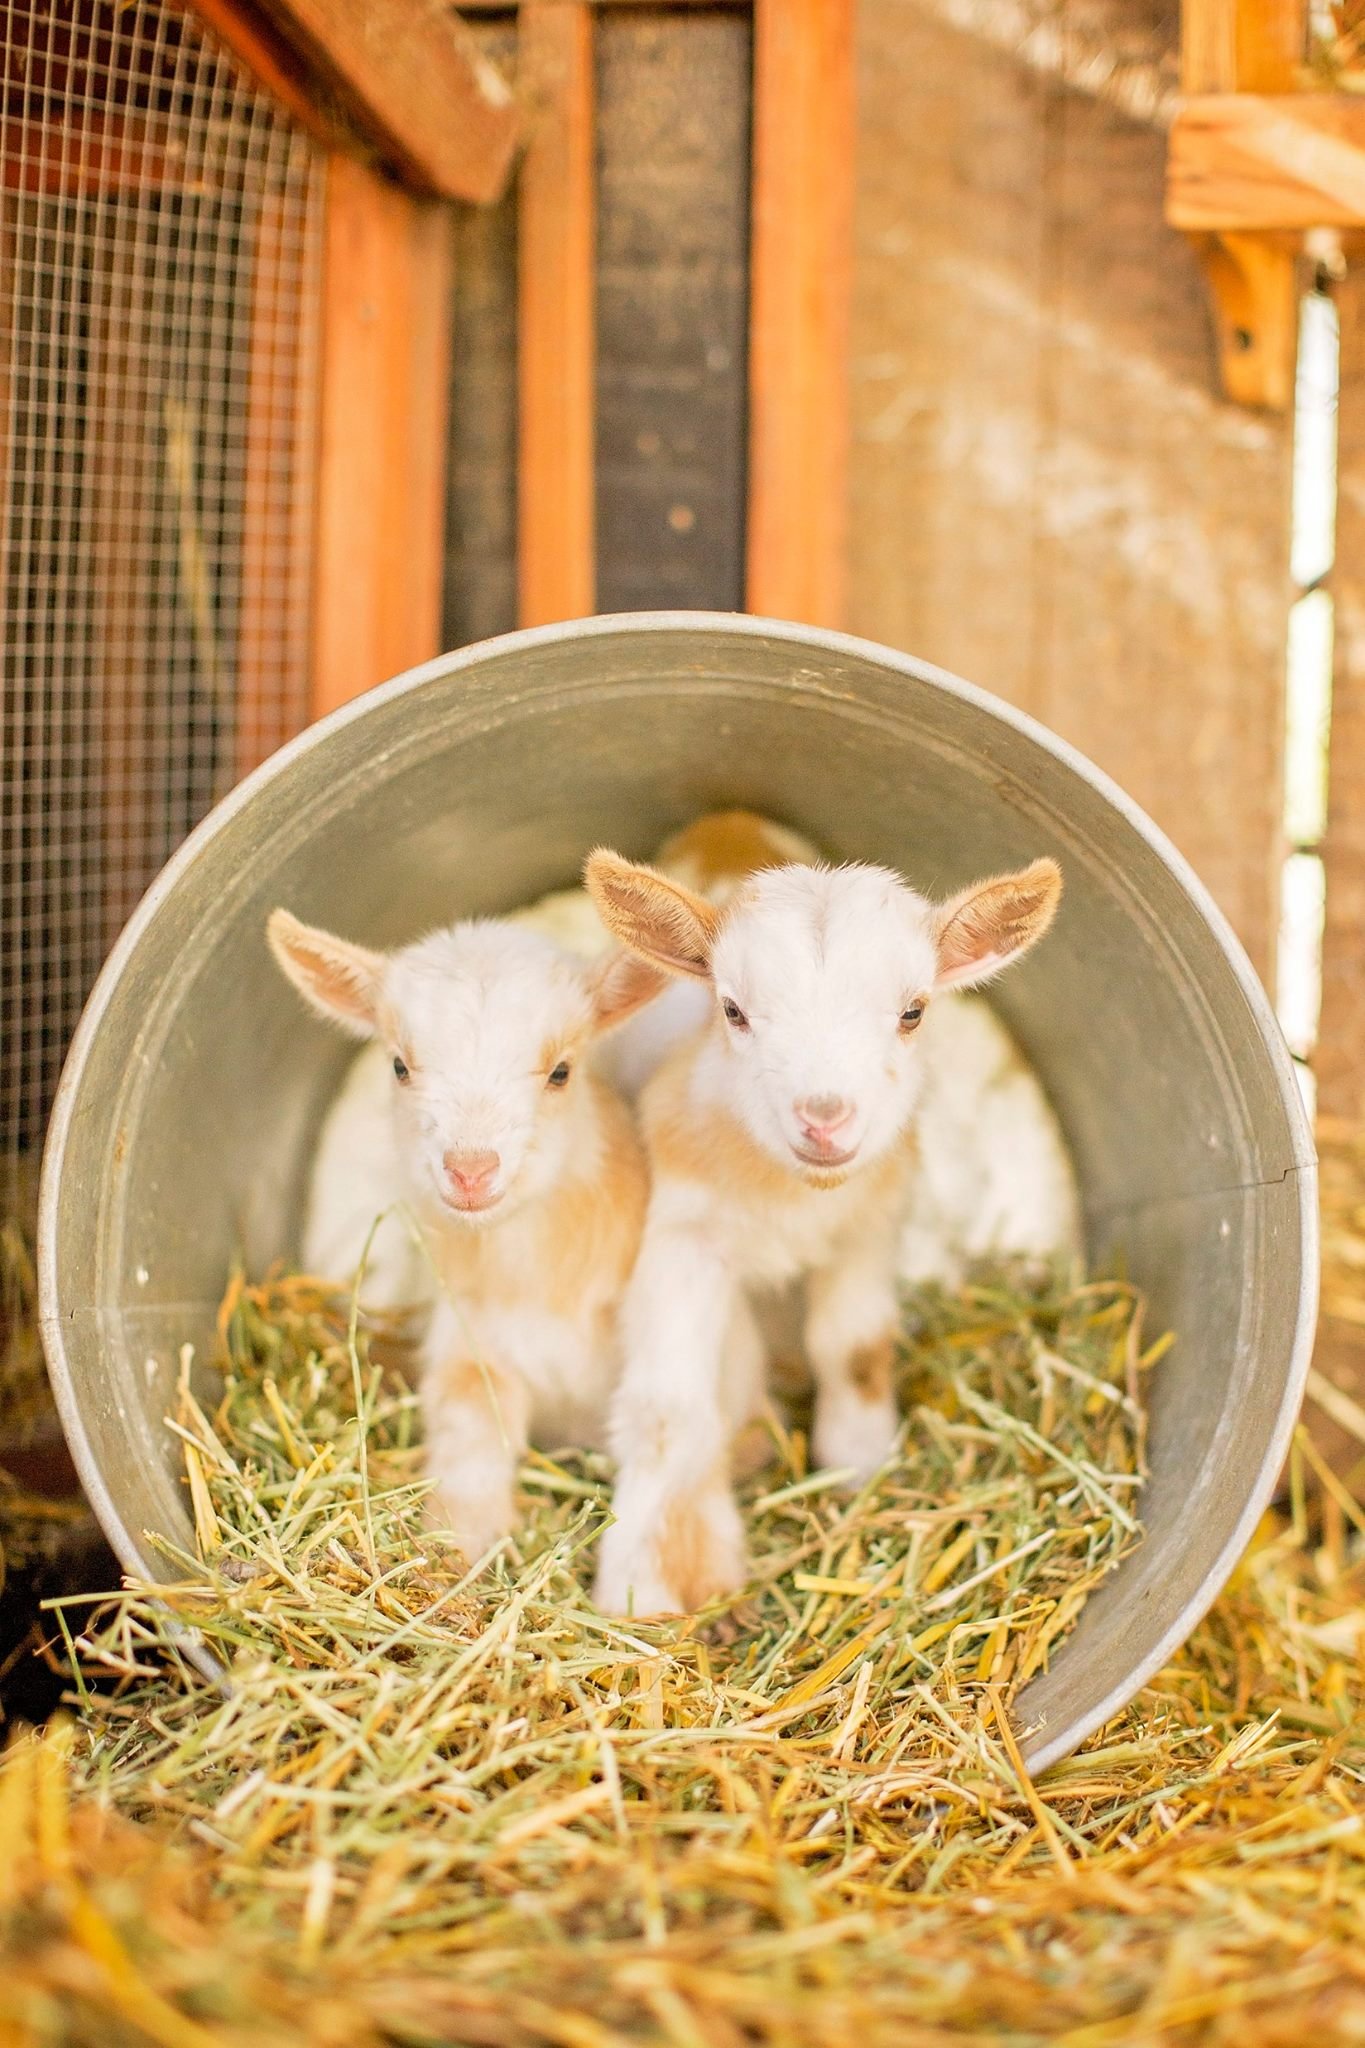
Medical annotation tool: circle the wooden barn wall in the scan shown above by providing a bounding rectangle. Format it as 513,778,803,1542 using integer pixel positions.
848,0,1292,981
1319,277,1365,1121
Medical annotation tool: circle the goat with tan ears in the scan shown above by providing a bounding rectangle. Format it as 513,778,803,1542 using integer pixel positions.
267,813,819,1563
584,849,1065,1617
268,912,665,1559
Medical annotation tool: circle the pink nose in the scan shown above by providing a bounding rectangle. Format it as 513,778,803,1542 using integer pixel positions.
443,1148,500,1196
795,1095,855,1143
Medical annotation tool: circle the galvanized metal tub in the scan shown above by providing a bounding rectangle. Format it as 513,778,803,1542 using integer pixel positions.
38,612,1317,1772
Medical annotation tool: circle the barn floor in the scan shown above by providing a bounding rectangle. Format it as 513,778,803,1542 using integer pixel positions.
1,1235,1364,2046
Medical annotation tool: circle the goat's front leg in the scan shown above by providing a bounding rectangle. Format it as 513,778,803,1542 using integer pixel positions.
805,1232,902,1484
421,1298,531,1563
595,1214,745,1616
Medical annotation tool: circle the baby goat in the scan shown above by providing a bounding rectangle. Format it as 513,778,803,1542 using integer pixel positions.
584,850,1064,1616
268,911,662,1560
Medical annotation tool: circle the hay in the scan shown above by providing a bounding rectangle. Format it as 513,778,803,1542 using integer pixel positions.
3,1270,1365,2043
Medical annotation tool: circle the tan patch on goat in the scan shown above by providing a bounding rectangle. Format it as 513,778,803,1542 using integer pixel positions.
730,1417,777,1480
642,1053,807,1205
540,1080,650,1318
436,1358,506,1415
438,1078,648,1329
585,852,722,979
590,950,670,1034
935,858,1062,982
659,1480,734,1611
848,1335,896,1402
656,810,816,898
645,1050,919,1229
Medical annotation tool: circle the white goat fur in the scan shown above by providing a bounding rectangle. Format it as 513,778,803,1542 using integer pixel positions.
585,851,1073,1617
274,814,822,1560
269,912,661,1559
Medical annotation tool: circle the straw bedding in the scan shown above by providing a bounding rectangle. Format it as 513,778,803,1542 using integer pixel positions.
2,1264,1364,2046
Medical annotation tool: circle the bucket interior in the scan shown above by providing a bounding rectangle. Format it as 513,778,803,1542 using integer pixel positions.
40,618,1316,1769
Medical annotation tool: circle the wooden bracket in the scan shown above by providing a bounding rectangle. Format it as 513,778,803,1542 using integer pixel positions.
1192,229,1300,409
1173,1,1308,410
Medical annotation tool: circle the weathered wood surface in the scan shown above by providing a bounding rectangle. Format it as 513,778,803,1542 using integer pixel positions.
312,155,453,717
517,0,597,627
1317,272,1365,1122
747,0,855,627
188,0,519,202
595,4,752,613
849,0,1293,979
1170,95,1365,231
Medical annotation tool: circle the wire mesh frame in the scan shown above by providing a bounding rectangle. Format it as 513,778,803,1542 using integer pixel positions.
1,0,324,1429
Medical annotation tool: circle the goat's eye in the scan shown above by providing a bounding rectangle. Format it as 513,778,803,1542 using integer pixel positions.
899,1003,926,1033
721,998,749,1031
547,1060,571,1089
392,1055,410,1082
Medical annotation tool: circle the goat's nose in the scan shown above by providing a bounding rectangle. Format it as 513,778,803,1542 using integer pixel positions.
443,1147,500,1193
794,1094,855,1139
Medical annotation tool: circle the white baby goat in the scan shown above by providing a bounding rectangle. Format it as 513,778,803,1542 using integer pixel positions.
583,849,1065,1616
267,910,663,1559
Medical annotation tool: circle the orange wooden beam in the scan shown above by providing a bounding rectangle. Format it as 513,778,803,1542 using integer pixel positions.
239,195,315,777
1181,0,1305,92
0,113,207,197
187,0,519,203
311,156,454,719
1169,94,1365,230
746,0,855,628
517,0,596,628
1173,0,1307,409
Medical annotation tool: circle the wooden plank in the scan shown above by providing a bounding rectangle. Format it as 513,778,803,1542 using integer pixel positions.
460,2,730,9
850,0,1292,978
444,17,520,649
237,194,315,779
311,155,454,719
595,4,751,612
1316,270,1365,1122
1181,0,1304,93
1174,1,1304,407
1311,274,1365,1461
747,0,855,628
517,0,596,627
86,239,163,961
187,0,519,203
1194,227,1301,410
1170,96,1365,231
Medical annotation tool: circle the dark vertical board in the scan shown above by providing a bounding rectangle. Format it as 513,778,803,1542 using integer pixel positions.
1318,273,1365,1123
442,16,518,650
595,5,751,613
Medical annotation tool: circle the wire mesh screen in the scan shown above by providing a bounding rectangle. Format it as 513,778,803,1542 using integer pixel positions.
1,0,323,1432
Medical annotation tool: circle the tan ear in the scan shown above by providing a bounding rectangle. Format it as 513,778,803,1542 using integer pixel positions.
267,909,386,1036
934,858,1062,992
588,949,671,1036
584,851,721,982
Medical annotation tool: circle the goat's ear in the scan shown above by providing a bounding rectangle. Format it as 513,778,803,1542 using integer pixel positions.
584,851,720,981
267,909,386,1036
933,858,1062,992
588,949,671,1036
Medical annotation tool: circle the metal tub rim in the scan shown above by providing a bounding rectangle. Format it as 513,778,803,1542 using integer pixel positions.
37,610,1319,1776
